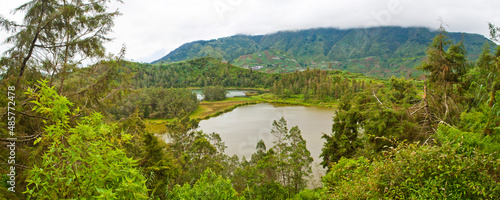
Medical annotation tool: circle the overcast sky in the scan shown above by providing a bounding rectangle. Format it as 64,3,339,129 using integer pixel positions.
1,0,499,63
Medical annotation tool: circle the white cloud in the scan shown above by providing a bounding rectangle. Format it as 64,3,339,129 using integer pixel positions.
1,0,500,63
0,1,25,57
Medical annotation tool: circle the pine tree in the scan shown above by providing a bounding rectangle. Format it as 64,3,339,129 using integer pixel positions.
287,126,313,194
418,25,468,123
0,0,121,89
141,132,179,199
320,102,363,169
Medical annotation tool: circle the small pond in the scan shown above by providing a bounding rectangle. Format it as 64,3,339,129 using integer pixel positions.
191,89,249,100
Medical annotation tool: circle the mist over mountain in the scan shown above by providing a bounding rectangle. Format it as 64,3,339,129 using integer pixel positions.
153,26,493,77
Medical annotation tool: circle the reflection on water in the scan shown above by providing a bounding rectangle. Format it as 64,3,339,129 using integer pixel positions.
197,103,336,187
191,89,248,100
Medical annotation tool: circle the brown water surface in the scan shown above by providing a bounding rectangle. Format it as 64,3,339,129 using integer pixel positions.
197,103,336,187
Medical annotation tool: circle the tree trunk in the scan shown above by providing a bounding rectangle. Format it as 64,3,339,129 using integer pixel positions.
18,31,40,79
59,33,71,94
485,89,497,135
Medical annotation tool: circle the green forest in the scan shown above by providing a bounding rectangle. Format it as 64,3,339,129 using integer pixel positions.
0,0,499,199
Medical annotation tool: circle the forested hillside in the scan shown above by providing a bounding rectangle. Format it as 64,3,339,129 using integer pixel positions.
128,57,278,88
154,27,494,77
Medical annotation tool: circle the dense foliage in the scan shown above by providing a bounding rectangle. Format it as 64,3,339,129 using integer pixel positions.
0,0,499,199
168,169,240,199
128,57,278,88
271,69,368,102
24,81,148,199
320,25,500,199
230,117,314,199
202,85,227,101
323,136,500,199
110,87,198,119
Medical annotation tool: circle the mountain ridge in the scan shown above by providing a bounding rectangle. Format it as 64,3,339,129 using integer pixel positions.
153,26,494,77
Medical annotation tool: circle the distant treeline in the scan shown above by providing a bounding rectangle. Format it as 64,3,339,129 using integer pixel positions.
271,69,370,101
110,87,198,120
116,57,380,119
127,57,279,88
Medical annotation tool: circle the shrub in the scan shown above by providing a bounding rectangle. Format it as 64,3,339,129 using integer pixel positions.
203,86,227,101
24,81,148,199
323,125,500,199
168,169,240,200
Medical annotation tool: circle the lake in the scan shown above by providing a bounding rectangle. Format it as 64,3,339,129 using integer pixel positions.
191,89,248,100
197,103,336,187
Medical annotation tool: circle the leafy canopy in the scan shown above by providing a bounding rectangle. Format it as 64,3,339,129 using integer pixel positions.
24,80,148,199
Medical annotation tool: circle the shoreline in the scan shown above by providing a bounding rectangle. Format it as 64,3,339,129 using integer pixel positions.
145,94,337,133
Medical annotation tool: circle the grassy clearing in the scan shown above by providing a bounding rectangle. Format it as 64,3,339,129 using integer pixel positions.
145,96,259,133
144,93,339,133
190,96,259,119
256,93,338,108
144,118,175,133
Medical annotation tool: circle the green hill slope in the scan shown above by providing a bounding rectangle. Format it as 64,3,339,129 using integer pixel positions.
153,27,494,77
127,57,278,88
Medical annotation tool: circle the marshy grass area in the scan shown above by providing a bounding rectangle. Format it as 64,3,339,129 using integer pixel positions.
145,96,260,133
144,93,339,133
190,96,258,119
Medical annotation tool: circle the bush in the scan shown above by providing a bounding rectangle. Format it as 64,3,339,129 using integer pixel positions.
290,188,325,200
253,181,287,200
436,123,500,157
323,126,500,199
168,169,241,200
322,157,378,199
24,81,148,199
202,86,227,101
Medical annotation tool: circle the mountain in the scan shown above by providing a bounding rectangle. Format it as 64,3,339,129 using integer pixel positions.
153,27,494,77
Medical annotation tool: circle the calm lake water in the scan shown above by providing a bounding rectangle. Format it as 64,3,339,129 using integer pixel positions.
197,103,336,187
191,89,248,100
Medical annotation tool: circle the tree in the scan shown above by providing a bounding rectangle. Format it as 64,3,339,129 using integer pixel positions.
251,139,267,163
24,80,148,199
467,23,500,135
202,85,227,101
418,26,468,123
165,111,199,158
232,118,313,198
271,117,289,153
322,127,500,199
115,87,199,119
320,103,363,169
141,132,179,199
389,76,417,104
270,117,289,186
253,181,287,200
0,0,121,91
483,23,500,109
0,0,130,153
268,117,313,197
286,126,313,194
168,169,241,200
0,1,131,198
165,112,231,185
